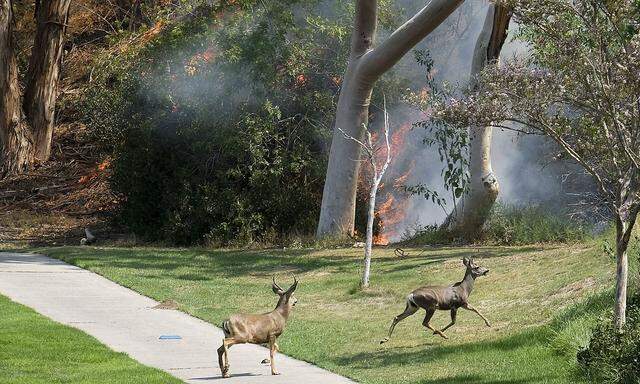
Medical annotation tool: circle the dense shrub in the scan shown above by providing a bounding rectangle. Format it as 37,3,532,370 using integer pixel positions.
482,203,590,245
83,1,405,245
406,203,590,245
578,292,640,384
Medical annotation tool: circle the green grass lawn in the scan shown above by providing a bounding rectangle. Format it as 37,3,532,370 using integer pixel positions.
0,294,181,384
40,242,618,384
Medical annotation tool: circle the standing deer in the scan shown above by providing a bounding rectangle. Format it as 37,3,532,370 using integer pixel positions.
217,276,298,378
380,257,491,344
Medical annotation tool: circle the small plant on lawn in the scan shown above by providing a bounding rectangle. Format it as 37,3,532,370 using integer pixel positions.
577,291,640,384
338,98,392,288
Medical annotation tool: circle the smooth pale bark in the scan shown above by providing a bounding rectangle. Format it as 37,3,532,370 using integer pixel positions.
23,0,71,162
0,0,33,176
614,217,633,329
362,177,379,287
445,3,511,239
317,0,464,238
613,168,639,329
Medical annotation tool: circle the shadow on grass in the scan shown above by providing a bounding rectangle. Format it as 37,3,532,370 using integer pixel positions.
419,375,543,384
40,244,551,285
330,290,612,383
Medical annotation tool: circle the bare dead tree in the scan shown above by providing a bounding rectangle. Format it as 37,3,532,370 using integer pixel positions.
338,98,392,288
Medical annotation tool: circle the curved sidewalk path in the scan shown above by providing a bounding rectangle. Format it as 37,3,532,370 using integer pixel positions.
0,252,355,384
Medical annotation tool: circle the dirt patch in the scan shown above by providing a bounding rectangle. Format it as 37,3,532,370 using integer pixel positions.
153,299,179,310
547,277,597,303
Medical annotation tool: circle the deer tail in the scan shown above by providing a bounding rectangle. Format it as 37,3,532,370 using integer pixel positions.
221,320,231,337
407,293,418,307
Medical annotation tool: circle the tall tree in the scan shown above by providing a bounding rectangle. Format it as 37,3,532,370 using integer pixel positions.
316,0,464,238
0,0,33,175
433,0,640,329
443,2,512,239
0,0,71,176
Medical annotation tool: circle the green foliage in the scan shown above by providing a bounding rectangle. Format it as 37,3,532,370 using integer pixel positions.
431,1,640,218
408,203,590,245
82,1,407,245
578,292,640,384
82,1,349,245
482,203,590,245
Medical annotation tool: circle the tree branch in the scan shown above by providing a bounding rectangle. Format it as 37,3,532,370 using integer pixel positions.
351,0,378,58
359,0,464,79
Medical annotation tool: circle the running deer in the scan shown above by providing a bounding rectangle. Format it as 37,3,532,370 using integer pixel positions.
217,276,298,378
380,257,491,343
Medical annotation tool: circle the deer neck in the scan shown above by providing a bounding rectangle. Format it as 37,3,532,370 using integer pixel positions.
273,297,291,320
459,270,475,296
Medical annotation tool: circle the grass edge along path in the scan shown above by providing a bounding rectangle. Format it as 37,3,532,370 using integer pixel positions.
0,294,182,384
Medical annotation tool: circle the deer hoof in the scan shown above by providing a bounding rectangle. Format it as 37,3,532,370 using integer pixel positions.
379,338,389,344
486,322,492,328
222,368,230,378
271,371,281,376
261,359,270,364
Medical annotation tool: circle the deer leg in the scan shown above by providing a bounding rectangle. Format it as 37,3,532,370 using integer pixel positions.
220,337,238,378
269,335,280,375
438,308,457,333
423,307,448,339
261,341,278,364
380,301,418,344
217,344,226,377
463,303,491,327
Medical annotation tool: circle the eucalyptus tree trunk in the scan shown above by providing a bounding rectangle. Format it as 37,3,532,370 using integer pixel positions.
0,0,33,176
317,0,464,238
445,3,511,239
22,0,71,162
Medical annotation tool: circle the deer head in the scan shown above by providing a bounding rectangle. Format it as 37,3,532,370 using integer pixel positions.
463,257,489,278
272,276,298,313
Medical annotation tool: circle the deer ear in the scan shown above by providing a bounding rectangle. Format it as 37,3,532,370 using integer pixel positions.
462,257,470,266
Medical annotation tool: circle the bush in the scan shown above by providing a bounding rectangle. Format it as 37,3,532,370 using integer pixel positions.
577,292,640,384
482,203,589,245
406,203,590,246
82,1,406,245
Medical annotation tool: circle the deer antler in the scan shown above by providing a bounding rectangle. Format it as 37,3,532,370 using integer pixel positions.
286,275,298,294
272,276,284,294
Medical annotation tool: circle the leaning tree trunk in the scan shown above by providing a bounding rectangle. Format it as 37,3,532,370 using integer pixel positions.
317,0,464,238
0,0,33,176
22,0,71,163
445,3,511,239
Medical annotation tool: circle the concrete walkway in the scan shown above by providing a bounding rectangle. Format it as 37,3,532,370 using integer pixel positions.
0,253,355,384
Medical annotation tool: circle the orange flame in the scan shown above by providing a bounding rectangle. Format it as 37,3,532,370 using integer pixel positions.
295,74,307,88
371,121,415,244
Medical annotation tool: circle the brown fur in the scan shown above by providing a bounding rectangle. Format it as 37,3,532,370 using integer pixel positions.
217,276,298,378
380,257,491,343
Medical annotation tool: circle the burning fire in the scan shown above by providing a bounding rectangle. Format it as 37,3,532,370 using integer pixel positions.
185,47,217,76
295,74,307,88
364,120,416,245
79,158,111,184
